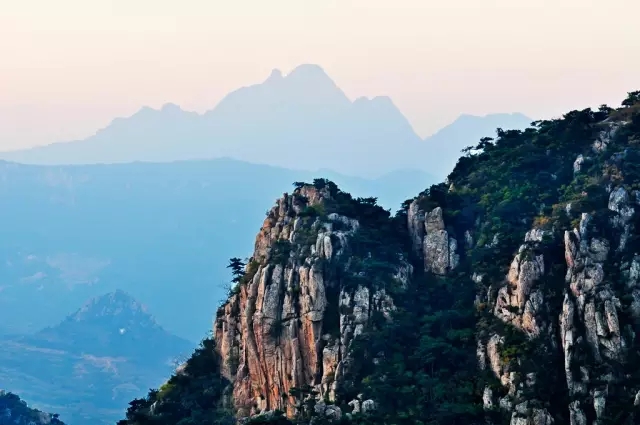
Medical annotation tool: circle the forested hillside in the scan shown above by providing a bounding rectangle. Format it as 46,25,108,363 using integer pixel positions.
118,92,640,425
0,392,64,425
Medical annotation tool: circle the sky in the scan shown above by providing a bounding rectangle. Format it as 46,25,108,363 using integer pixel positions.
1,0,639,151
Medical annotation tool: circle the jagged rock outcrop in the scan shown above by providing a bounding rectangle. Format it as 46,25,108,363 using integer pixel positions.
216,108,640,425
215,185,409,417
558,188,637,425
479,229,556,425
476,117,640,425
407,202,459,275
494,229,550,338
119,92,640,425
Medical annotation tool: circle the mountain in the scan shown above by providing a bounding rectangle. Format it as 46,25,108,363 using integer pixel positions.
0,64,530,179
24,289,191,360
421,112,533,178
0,291,192,425
118,92,640,425
0,158,434,342
0,392,64,425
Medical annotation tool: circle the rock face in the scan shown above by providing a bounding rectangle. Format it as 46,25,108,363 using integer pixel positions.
556,189,637,425
215,185,408,417
475,121,640,425
493,229,550,339
211,106,640,425
407,202,459,275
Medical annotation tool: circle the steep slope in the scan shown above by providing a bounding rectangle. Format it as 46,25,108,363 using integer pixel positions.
0,158,433,341
0,392,64,425
120,92,640,425
214,181,412,417
387,95,640,425
117,180,414,425
0,291,192,425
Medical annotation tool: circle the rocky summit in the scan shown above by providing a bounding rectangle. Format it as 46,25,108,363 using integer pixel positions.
214,183,409,418
118,92,640,425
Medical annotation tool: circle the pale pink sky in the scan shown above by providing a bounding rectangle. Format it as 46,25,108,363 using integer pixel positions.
1,0,639,150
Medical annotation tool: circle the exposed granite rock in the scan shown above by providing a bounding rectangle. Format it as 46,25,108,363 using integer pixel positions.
592,122,623,153
407,199,425,257
314,402,342,421
214,116,640,425
215,186,410,418
481,197,640,425
361,399,377,413
493,229,552,344
421,150,640,424
558,205,635,425
574,154,586,173
423,207,459,275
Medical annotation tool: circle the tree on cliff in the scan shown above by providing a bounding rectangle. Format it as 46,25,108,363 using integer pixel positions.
227,257,246,283
622,90,640,107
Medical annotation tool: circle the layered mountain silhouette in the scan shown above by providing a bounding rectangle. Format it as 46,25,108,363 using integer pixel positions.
0,291,192,425
0,64,531,179
423,112,532,177
21,289,191,360
0,158,433,343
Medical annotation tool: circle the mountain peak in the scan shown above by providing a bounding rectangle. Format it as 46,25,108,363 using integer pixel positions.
266,68,283,82
353,95,395,108
283,64,342,93
70,290,149,322
30,290,189,359
287,63,328,78
160,103,182,113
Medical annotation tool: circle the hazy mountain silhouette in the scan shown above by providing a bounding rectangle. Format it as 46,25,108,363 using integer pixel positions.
23,290,191,360
421,112,533,177
0,291,192,425
0,158,434,343
0,65,531,179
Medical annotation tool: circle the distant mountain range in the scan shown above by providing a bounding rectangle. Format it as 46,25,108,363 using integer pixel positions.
0,64,533,425
0,64,532,179
0,158,435,342
0,291,192,425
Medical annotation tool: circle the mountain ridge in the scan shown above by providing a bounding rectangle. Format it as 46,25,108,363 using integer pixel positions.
0,291,193,425
117,91,640,425
0,64,531,179
0,156,435,342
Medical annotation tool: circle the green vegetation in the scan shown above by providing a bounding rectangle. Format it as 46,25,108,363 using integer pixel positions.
0,392,64,425
116,337,234,425
121,92,640,425
346,271,481,425
336,92,640,425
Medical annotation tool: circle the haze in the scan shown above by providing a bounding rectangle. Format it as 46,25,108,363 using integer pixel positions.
1,0,639,150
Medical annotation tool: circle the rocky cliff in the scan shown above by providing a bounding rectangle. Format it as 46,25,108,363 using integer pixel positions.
119,92,640,425
468,107,640,425
214,182,410,418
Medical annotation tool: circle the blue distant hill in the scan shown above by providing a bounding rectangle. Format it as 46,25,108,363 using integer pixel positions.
0,157,434,342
